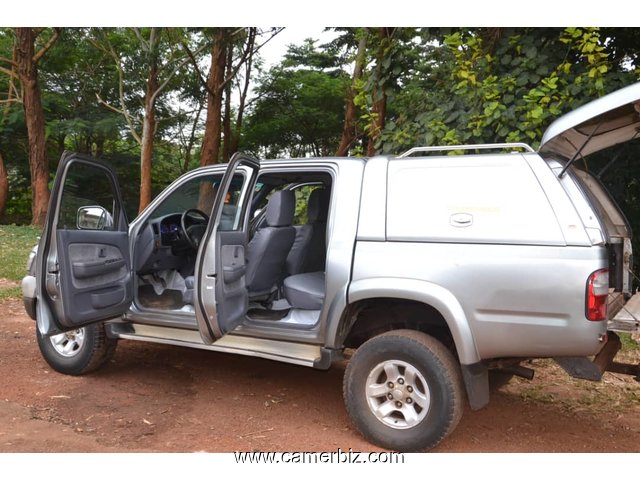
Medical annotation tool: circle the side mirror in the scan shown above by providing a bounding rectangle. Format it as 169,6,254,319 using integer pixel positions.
77,206,113,230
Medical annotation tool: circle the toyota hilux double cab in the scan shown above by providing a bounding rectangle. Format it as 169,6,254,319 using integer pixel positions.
22,81,640,452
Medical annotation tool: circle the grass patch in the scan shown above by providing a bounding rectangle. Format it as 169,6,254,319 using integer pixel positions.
0,286,22,301
508,358,640,413
620,332,639,352
0,224,41,300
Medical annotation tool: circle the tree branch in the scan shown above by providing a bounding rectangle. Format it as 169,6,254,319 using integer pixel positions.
252,27,284,56
0,65,19,79
149,43,207,105
218,28,255,93
96,38,142,145
180,38,214,97
32,27,61,64
0,56,17,68
181,28,279,99
132,27,150,52
95,92,125,116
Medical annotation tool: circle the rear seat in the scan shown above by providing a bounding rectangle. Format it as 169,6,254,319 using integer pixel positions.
283,272,325,310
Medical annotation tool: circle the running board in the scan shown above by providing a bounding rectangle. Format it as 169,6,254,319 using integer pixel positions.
109,323,323,368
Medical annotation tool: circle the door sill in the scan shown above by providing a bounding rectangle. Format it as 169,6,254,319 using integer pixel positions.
111,323,322,367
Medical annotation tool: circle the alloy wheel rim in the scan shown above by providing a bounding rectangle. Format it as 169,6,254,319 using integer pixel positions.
49,329,85,357
365,359,431,429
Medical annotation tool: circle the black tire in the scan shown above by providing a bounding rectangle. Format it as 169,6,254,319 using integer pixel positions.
36,322,117,375
343,329,464,452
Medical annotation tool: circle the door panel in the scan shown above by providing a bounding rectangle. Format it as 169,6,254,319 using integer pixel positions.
56,229,131,326
213,231,249,334
37,152,132,334
195,153,260,343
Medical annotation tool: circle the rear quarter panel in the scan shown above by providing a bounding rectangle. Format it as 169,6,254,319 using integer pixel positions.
352,241,608,359
350,153,608,361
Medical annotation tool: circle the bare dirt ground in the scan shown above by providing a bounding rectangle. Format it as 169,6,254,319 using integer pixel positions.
1,297,638,453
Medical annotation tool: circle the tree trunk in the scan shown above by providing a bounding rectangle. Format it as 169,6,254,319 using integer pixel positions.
56,135,66,157
222,43,233,163
200,29,227,167
95,136,104,158
15,28,50,227
367,92,387,157
139,61,158,212
230,29,256,155
0,151,8,219
182,103,203,174
336,34,367,156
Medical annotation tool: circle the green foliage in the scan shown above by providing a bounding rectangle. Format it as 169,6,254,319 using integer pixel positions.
242,40,349,157
0,225,40,299
352,27,422,153
4,168,32,224
379,27,636,155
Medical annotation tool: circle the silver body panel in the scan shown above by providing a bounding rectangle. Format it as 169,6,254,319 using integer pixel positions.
351,241,607,361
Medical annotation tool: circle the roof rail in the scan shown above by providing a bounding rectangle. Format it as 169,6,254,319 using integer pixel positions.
398,143,535,158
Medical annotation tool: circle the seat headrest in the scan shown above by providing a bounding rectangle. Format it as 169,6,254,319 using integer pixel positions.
266,190,295,227
307,188,330,223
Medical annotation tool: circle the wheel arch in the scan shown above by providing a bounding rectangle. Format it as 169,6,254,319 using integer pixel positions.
338,278,481,365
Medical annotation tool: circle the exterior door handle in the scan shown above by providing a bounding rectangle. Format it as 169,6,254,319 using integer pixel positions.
450,213,473,227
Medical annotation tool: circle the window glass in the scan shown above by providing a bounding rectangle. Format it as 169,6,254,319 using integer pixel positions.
57,162,118,230
293,185,323,224
149,174,222,220
148,173,244,231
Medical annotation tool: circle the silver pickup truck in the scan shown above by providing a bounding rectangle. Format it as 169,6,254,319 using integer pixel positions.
22,82,640,452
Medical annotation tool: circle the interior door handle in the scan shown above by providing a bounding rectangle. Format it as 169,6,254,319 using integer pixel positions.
72,258,125,279
222,264,246,283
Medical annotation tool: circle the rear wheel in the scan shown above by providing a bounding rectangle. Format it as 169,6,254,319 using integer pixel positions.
343,329,464,452
36,322,117,375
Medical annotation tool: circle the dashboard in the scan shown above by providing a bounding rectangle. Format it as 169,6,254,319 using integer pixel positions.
155,213,182,246
134,213,192,274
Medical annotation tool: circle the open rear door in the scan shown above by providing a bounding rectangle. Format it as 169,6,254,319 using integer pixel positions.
194,153,260,343
36,152,132,336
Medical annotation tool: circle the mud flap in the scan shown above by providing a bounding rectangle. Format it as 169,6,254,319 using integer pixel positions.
460,362,489,410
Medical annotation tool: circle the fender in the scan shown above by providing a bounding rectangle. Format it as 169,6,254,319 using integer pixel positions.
344,277,481,365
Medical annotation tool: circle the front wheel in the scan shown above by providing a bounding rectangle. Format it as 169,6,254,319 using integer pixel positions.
343,330,464,452
36,322,117,375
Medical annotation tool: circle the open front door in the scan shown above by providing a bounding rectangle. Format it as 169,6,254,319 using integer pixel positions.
36,152,132,336
194,153,260,343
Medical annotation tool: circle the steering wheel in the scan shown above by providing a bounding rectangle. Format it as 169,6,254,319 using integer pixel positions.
180,208,209,250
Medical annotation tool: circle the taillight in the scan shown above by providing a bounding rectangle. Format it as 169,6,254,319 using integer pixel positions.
586,269,608,321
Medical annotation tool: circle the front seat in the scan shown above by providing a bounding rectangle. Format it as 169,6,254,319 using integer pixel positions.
245,190,296,299
182,190,295,305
